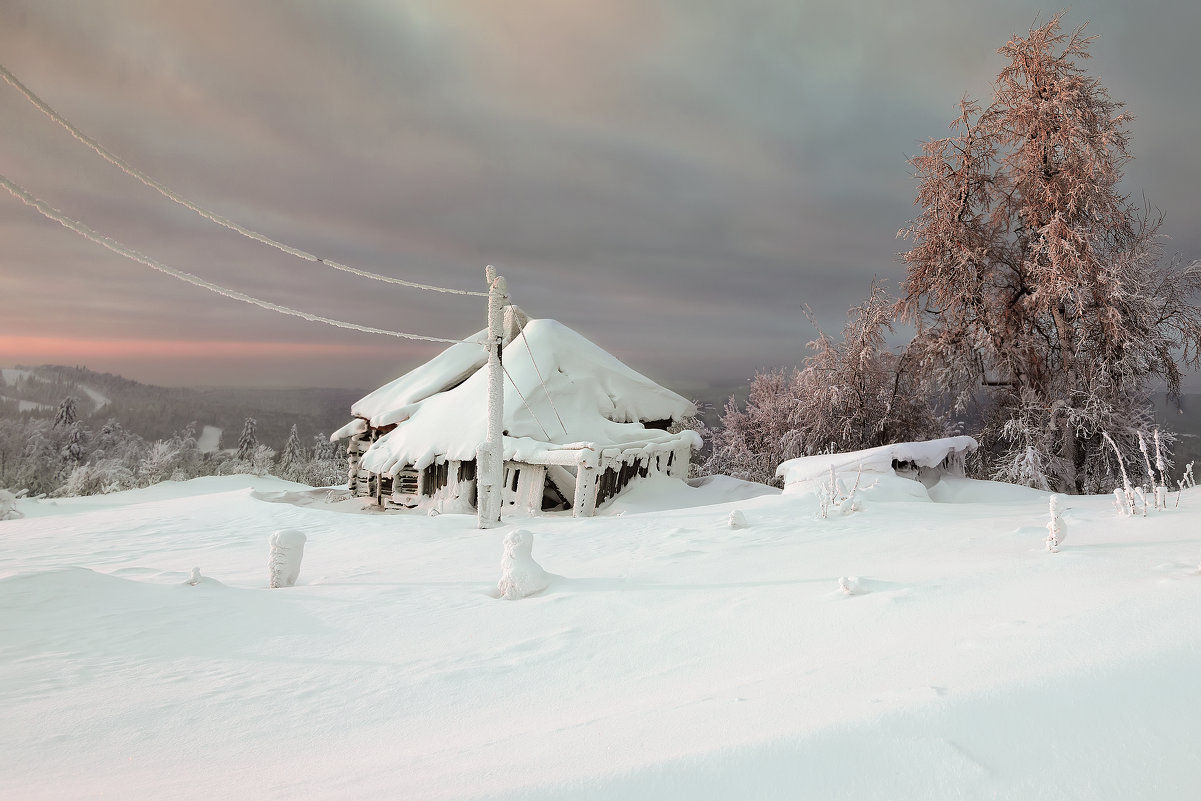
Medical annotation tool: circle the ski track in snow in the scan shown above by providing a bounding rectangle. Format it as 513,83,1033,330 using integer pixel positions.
76,383,110,413
1,474,1200,800
196,425,222,453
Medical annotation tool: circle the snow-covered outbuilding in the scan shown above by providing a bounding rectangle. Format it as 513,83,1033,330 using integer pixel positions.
776,436,979,499
331,313,701,516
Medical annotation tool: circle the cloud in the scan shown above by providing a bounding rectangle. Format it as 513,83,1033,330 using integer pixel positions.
1,0,1198,391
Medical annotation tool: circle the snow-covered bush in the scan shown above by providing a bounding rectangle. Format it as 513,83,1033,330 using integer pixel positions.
58,459,136,497
704,283,939,486
139,440,180,486
728,509,748,529
268,529,307,588
816,465,863,519
250,444,276,477
497,529,549,600
0,488,23,521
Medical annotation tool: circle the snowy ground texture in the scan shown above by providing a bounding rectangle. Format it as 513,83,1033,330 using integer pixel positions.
2,473,1200,800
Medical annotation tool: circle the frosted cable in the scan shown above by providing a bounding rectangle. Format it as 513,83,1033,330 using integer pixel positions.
500,363,553,441
0,175,467,344
515,327,568,435
0,63,487,297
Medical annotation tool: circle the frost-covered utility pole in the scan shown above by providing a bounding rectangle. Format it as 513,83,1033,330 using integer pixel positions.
478,266,507,528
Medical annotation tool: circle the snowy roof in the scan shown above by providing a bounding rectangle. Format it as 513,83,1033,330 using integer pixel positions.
776,436,978,489
340,318,698,474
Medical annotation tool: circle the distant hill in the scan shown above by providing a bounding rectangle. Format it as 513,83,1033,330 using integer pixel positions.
0,365,366,451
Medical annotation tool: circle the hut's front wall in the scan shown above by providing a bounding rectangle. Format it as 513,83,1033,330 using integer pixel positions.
347,430,695,516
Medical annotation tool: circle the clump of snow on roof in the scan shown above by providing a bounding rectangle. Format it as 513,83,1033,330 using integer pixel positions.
777,436,978,495
351,330,489,426
346,318,699,474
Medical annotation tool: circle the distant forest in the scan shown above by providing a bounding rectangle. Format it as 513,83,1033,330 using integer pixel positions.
0,365,363,498
0,365,364,449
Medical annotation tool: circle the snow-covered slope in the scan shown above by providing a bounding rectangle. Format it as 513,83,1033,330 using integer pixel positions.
2,475,1199,800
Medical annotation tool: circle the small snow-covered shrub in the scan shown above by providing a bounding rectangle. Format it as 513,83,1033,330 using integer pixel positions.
498,529,549,600
268,529,307,588
817,465,862,519
728,509,748,529
0,488,23,521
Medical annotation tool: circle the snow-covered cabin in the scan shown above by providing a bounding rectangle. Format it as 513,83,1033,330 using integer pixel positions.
331,313,701,516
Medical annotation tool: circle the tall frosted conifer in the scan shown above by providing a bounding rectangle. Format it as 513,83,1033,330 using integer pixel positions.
235,417,258,461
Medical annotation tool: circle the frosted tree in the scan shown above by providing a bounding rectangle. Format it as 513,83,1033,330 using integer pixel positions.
792,282,939,454
235,417,258,461
301,433,346,487
705,283,938,486
279,424,304,480
52,396,78,429
250,444,277,477
703,368,801,486
169,422,201,480
899,13,1201,493
139,440,180,486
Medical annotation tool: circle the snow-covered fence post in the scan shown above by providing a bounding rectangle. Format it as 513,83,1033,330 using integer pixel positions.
478,266,507,529
1046,494,1067,552
268,529,307,588
1138,432,1160,510
1153,430,1168,508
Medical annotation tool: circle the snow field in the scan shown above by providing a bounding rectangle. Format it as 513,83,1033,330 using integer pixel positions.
1,474,1200,799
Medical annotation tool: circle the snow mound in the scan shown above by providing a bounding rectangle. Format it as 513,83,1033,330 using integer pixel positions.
778,437,977,489
497,529,550,600
269,529,307,588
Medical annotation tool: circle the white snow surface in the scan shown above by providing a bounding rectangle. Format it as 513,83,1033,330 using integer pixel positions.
0,367,33,384
0,395,53,412
349,318,699,474
3,473,1201,800
78,383,110,412
778,436,979,489
196,425,222,453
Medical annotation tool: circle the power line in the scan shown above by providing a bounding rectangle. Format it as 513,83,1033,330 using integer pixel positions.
501,362,553,442
0,174,471,345
0,62,487,298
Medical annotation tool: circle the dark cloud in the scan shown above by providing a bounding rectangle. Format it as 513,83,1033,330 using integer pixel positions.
1,0,1198,392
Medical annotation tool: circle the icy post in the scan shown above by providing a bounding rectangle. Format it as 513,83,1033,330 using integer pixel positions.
268,529,307,588
1045,495,1067,552
1139,431,1164,510
497,529,549,600
478,265,507,529
1154,430,1169,508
